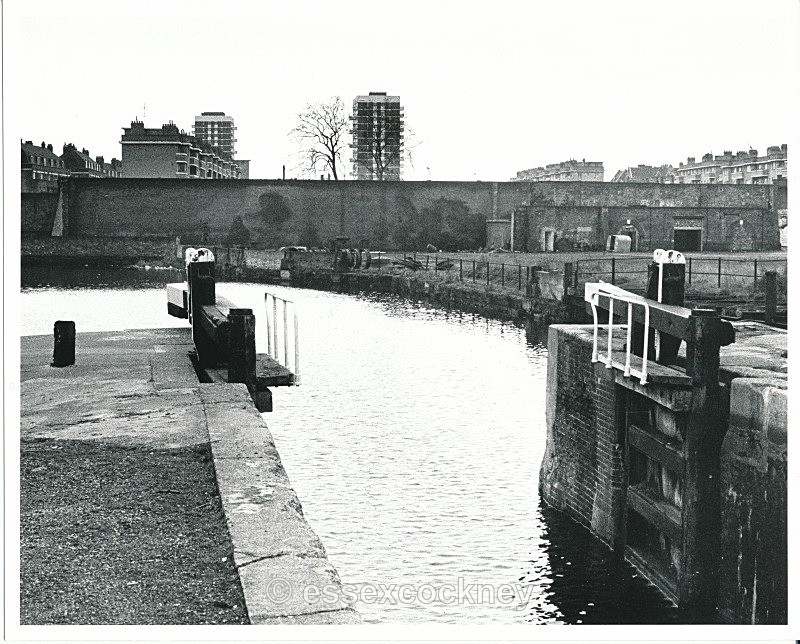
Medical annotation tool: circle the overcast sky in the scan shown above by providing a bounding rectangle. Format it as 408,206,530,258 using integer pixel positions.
5,0,798,180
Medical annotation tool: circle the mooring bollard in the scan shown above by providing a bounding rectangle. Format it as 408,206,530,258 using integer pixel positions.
228,308,257,391
51,320,76,367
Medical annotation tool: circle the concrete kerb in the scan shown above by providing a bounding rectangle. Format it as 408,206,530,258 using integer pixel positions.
198,384,361,624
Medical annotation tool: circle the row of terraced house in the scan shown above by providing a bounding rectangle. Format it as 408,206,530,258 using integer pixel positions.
21,140,122,193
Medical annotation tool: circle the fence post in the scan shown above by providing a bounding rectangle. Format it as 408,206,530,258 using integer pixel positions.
501,263,505,287
460,259,463,281
435,257,438,273
518,264,522,291
563,262,573,296
764,271,777,326
473,260,476,283
688,257,692,285
717,257,722,288
487,263,490,287
426,255,430,270
227,308,256,394
51,320,76,367
753,259,758,293
611,257,616,285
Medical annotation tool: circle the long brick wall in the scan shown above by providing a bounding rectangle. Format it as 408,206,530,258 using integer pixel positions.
23,178,781,251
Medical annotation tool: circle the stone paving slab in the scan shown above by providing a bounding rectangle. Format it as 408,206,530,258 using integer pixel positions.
20,327,358,625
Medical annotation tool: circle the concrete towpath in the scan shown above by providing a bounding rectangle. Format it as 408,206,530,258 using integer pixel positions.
20,327,359,625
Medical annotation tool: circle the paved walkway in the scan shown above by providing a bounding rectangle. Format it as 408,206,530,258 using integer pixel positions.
20,328,358,625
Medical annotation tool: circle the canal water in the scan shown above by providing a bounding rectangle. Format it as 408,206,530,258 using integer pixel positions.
20,267,680,624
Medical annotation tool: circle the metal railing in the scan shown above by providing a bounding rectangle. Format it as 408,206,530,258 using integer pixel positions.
585,282,652,385
265,292,300,385
574,256,787,297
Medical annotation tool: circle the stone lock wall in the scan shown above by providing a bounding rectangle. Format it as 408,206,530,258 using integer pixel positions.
539,325,626,549
718,378,787,624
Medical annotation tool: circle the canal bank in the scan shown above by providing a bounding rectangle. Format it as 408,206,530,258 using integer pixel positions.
19,327,358,625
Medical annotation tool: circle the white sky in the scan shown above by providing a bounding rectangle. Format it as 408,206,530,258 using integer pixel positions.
4,0,799,180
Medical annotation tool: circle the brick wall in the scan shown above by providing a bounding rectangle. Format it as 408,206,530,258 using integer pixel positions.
21,193,61,237
539,325,625,548
33,178,780,252
21,237,175,263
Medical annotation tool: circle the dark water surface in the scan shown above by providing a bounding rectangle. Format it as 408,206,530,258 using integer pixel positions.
20,267,680,624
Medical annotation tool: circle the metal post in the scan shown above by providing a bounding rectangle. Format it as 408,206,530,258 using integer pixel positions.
688,257,692,285
435,257,438,273
265,294,272,357
283,299,289,368
518,264,522,290
718,257,722,288
460,259,463,281
293,305,300,382
487,263,490,287
273,296,278,359
611,257,616,285
501,263,505,287
764,271,777,326
753,259,758,293
472,260,476,283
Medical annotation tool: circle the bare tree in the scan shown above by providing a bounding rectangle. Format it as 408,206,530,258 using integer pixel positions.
292,97,348,180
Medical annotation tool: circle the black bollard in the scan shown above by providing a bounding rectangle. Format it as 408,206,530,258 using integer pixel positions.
51,320,76,367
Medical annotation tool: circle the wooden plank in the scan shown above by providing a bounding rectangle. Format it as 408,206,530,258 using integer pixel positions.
625,544,678,604
613,374,692,411
603,351,692,386
627,483,682,543
628,424,685,474
199,304,230,350
166,283,188,318
207,354,294,388
256,353,295,387
586,298,693,341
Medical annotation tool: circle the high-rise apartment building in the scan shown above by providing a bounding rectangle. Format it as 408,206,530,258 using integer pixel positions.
193,112,237,160
350,92,404,180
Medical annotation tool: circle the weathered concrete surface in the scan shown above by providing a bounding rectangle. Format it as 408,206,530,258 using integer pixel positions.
199,384,361,623
20,328,358,624
718,375,787,624
719,321,787,381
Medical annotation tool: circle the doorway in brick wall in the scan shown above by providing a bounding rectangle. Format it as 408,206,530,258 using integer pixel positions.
673,227,702,252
